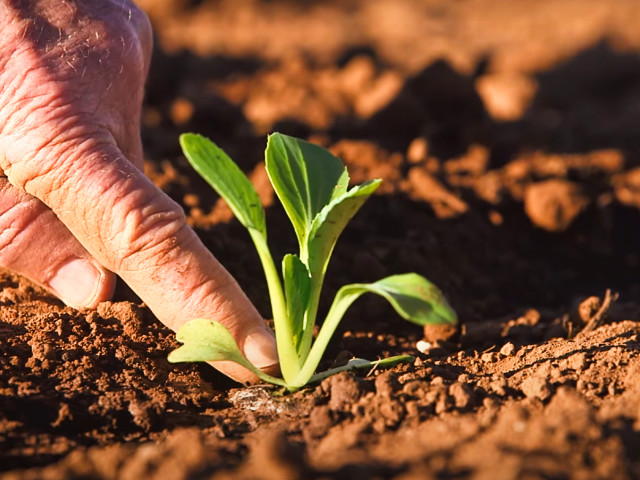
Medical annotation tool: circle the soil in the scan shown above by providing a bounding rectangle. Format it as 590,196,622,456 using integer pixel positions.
3,0,640,478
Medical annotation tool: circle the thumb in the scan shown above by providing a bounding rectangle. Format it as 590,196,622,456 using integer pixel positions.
3,135,278,383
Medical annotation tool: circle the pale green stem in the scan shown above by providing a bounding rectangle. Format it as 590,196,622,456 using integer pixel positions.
297,242,324,363
230,350,289,388
248,229,299,382
297,274,323,361
250,368,289,388
282,355,413,392
290,284,362,388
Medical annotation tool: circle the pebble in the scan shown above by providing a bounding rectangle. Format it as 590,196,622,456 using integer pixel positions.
407,137,429,164
521,376,552,401
500,342,516,357
524,179,589,232
403,380,428,396
481,351,498,363
567,352,587,372
489,377,508,396
416,340,432,354
449,382,472,409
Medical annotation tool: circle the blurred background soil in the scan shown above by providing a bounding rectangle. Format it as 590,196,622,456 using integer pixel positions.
2,0,640,478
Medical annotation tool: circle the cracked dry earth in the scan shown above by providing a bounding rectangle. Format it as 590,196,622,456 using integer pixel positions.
3,0,640,478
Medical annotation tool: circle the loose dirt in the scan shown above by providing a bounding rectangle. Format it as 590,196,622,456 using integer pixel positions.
2,0,640,478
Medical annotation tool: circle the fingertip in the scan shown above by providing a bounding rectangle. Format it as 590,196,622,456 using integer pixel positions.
242,327,279,371
208,326,280,385
48,259,115,309
88,266,116,308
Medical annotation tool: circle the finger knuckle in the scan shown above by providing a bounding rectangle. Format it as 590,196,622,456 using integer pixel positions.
110,191,190,274
7,118,110,203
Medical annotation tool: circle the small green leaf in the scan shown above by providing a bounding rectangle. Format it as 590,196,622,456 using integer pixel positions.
292,273,456,387
180,134,266,235
306,180,381,277
168,318,250,365
265,133,347,245
169,319,288,387
282,254,311,349
357,274,458,326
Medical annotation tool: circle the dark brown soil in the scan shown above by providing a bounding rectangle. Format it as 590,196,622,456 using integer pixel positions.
3,0,640,478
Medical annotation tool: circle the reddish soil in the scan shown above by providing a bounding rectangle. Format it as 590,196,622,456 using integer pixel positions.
3,0,640,478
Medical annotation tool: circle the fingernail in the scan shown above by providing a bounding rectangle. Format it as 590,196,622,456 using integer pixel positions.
49,258,102,308
243,329,279,369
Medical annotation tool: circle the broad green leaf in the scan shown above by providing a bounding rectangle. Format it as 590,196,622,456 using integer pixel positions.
282,254,311,349
292,273,456,387
353,273,458,326
306,180,382,277
168,318,250,365
265,133,347,244
180,134,266,235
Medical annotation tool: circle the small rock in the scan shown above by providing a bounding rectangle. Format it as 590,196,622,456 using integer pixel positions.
170,97,194,125
128,400,152,429
29,341,55,361
500,342,516,357
307,406,333,438
481,351,498,363
406,137,429,164
405,401,420,420
408,169,468,219
435,394,452,414
449,382,472,409
524,179,589,232
355,71,403,117
423,322,459,343
567,353,587,372
577,296,601,323
483,397,499,410
403,380,428,396
475,72,537,121
339,55,376,97
521,375,552,401
327,373,363,411
489,376,508,396
375,372,396,398
379,399,405,427
416,340,432,354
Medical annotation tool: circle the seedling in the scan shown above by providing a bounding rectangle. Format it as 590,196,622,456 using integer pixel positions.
168,133,457,391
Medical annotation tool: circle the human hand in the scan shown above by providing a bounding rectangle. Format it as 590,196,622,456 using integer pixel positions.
0,0,277,382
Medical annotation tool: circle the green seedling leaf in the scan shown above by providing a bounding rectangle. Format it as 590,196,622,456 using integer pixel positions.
306,179,381,277
168,318,287,387
361,273,458,325
168,318,250,364
293,273,456,387
282,254,311,349
265,133,347,245
180,133,266,236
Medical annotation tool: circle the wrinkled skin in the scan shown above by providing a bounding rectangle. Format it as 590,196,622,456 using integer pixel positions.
0,0,278,383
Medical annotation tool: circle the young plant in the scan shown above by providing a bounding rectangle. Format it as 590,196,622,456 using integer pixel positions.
168,133,457,391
